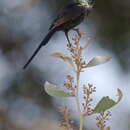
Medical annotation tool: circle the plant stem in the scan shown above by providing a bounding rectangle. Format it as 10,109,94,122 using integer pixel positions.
76,73,84,130
76,73,81,113
79,114,84,130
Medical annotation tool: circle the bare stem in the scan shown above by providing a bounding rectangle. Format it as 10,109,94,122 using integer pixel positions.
76,72,85,130
76,73,81,113
79,114,84,130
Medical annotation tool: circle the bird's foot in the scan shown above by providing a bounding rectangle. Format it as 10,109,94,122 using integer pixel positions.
73,28,84,38
67,43,72,48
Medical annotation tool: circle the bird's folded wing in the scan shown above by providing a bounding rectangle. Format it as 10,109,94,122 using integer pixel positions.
50,6,84,30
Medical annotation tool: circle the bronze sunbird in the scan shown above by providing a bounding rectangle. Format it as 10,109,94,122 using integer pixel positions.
23,0,95,69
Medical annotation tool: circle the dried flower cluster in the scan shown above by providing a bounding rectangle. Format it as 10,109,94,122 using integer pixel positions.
67,29,87,76
82,84,96,116
64,75,76,96
96,111,111,130
59,106,75,130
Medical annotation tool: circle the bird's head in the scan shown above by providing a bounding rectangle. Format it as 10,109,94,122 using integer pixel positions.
79,0,95,9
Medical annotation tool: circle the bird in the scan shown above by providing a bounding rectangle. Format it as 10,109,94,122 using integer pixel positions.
23,0,95,69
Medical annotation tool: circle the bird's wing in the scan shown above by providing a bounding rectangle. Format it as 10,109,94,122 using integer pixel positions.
50,5,84,30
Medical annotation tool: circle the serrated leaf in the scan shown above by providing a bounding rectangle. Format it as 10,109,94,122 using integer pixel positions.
44,81,73,98
86,56,112,68
50,53,75,70
93,89,123,114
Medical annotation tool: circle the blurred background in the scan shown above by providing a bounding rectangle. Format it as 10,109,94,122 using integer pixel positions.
0,0,130,129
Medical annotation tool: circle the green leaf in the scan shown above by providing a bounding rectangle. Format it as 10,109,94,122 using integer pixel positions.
50,53,75,70
44,81,73,98
93,89,123,114
93,96,116,113
86,56,112,68
116,88,123,103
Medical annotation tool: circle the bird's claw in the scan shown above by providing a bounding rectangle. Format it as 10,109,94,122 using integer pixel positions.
67,43,72,48
73,28,84,38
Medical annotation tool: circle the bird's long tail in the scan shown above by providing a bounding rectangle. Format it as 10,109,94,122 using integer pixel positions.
23,29,56,69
